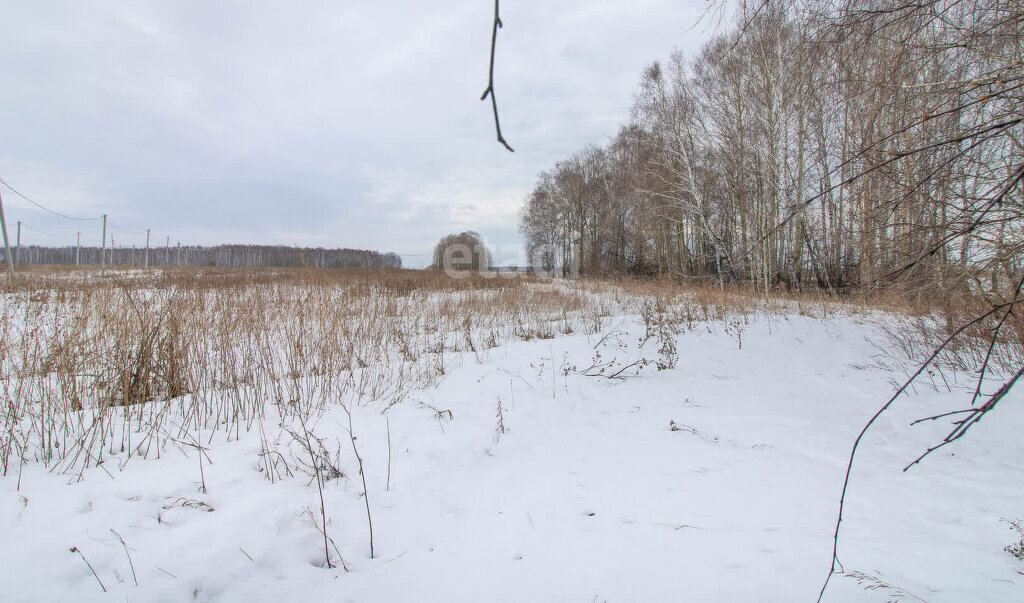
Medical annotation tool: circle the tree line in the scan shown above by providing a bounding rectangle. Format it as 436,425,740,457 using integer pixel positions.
519,0,1022,292
4,243,402,269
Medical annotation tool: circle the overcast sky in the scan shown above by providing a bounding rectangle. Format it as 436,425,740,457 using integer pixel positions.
0,1,710,268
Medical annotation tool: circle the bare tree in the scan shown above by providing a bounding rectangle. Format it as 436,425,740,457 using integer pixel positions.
432,231,493,273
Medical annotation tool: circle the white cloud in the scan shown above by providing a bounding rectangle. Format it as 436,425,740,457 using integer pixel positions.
0,0,709,260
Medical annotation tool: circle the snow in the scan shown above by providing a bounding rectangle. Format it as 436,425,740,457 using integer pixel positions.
2,308,1022,602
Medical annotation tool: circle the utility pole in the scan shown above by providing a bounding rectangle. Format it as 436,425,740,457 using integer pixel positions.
76,232,80,266
166,235,170,266
15,221,20,267
145,229,150,269
0,190,14,277
177,241,181,266
101,214,107,270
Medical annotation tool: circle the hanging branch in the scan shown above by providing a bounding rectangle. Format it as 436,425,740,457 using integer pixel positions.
903,364,1024,471
817,282,1024,602
481,0,514,152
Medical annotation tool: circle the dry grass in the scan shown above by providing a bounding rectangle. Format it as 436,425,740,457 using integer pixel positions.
0,266,1015,479
0,268,620,475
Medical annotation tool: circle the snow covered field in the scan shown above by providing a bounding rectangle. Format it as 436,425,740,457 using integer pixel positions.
1,276,1022,602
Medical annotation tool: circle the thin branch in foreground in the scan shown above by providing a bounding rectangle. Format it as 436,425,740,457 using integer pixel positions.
817,299,1013,602
965,277,1024,409
903,363,1024,471
909,408,974,425
481,0,514,152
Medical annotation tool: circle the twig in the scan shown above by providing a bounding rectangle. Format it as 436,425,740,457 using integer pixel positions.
343,404,375,559
481,0,514,152
903,364,1024,471
909,408,974,425
818,300,1012,602
69,546,106,593
110,529,138,586
902,274,1024,470
385,418,392,492
607,358,649,379
495,396,507,440
967,277,1024,407
843,570,929,602
299,415,333,569
549,344,556,398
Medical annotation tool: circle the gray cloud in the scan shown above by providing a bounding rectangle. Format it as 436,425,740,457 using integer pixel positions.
0,0,709,267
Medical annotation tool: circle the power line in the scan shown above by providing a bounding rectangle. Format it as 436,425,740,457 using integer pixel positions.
18,222,102,244
0,176,103,222
20,222,77,238
107,220,146,235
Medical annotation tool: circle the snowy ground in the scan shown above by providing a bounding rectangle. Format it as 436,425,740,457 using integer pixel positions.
2,309,1022,601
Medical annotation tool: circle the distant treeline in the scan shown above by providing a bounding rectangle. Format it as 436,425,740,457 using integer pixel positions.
2,244,402,269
